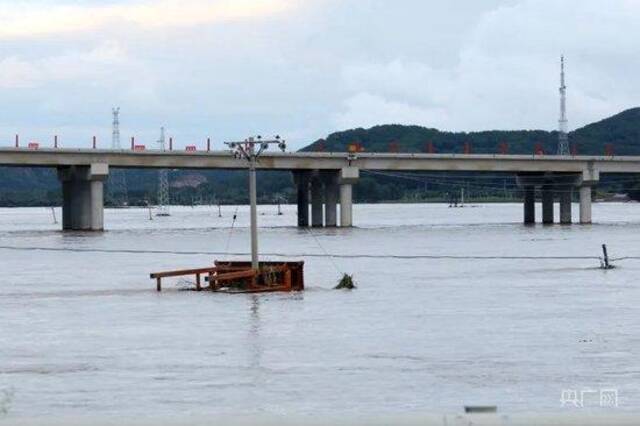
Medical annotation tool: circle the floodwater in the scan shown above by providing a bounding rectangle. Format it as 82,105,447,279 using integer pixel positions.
1,202,640,421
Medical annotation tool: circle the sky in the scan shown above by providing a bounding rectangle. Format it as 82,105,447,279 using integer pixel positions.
0,0,639,150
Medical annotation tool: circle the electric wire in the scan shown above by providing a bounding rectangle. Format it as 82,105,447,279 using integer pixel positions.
304,227,344,274
0,245,615,261
361,169,640,194
362,169,640,187
223,205,240,259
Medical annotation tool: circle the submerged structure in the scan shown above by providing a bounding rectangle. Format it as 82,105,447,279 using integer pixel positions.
151,261,304,293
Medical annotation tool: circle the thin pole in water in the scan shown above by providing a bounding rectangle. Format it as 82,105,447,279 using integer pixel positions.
249,147,259,270
602,244,614,269
51,207,57,224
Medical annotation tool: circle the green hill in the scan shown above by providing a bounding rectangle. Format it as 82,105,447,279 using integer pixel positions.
303,107,640,156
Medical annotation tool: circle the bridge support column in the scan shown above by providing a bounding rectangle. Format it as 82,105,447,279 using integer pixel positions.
578,167,599,225
322,171,339,227
57,164,109,231
340,184,353,228
524,186,535,225
339,167,359,228
310,174,324,227
293,171,310,227
559,187,573,225
580,186,592,224
541,184,554,225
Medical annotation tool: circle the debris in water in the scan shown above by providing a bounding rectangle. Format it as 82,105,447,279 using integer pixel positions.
335,274,356,290
600,244,615,270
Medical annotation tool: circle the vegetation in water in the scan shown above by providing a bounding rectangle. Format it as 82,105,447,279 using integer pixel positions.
335,274,356,290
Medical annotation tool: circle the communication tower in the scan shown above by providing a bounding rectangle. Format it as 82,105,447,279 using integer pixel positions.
557,56,570,155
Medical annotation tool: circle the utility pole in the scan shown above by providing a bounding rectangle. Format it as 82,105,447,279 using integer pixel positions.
225,136,286,270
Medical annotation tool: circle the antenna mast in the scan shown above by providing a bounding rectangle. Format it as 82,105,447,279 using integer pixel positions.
156,127,171,216
557,55,570,155
107,107,129,206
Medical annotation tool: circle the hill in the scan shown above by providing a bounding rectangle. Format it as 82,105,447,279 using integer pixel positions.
303,107,640,156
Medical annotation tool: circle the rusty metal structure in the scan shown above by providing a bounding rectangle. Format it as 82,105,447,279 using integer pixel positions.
151,261,304,293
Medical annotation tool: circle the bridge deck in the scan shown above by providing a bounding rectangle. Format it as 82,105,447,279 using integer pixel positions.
1,148,639,173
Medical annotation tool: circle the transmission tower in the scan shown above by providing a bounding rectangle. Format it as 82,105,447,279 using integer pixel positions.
107,107,129,206
557,55,570,156
156,127,171,216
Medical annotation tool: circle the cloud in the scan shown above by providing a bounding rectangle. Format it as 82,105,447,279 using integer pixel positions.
0,0,294,39
331,0,640,134
0,0,639,148
0,57,42,89
334,92,448,131
0,41,141,89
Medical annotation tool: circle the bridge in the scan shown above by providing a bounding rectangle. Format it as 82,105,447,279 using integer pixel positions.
1,147,637,231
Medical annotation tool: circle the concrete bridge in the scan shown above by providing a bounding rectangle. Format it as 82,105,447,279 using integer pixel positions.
2,147,638,231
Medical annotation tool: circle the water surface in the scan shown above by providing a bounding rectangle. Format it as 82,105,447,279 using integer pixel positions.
1,203,639,419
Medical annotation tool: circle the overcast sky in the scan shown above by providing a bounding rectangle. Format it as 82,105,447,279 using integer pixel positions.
0,0,638,149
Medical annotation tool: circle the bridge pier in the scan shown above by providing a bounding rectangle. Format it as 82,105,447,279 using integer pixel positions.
578,167,599,225
517,173,590,226
340,184,353,227
57,164,109,231
580,185,592,224
293,168,358,228
323,172,339,227
310,175,324,227
293,171,310,227
339,167,359,228
541,185,554,225
523,186,535,225
559,187,573,225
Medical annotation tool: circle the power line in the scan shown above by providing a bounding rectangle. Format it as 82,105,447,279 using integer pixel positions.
0,245,608,261
361,169,640,193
